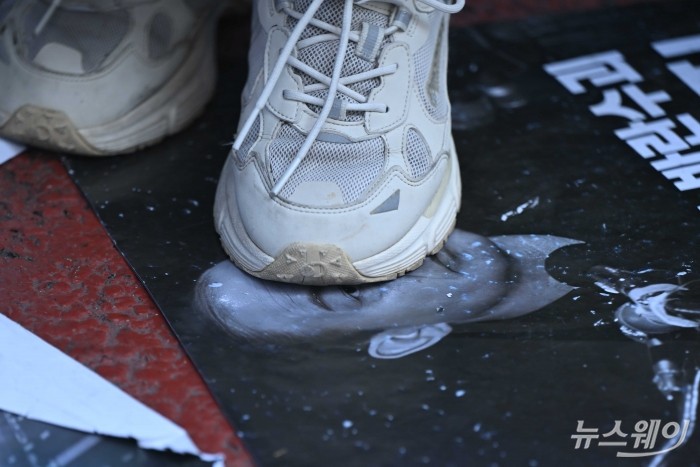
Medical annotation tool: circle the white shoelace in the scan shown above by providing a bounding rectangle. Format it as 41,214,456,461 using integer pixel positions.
233,0,465,196
35,0,61,34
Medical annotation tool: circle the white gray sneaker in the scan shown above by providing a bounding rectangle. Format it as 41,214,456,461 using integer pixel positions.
215,0,464,285
0,0,224,155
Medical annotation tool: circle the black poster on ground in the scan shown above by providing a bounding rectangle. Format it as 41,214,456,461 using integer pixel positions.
66,2,700,465
0,411,208,466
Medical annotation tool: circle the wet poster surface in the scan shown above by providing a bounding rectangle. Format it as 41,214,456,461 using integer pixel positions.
0,411,209,466
66,2,700,465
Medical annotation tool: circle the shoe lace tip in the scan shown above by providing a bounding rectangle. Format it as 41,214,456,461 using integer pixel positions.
232,135,244,151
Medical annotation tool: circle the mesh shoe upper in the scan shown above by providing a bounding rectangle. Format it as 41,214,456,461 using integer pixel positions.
288,0,391,121
233,0,464,208
268,124,386,205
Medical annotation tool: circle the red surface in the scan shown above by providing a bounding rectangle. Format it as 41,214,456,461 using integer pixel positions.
0,152,253,466
0,2,662,466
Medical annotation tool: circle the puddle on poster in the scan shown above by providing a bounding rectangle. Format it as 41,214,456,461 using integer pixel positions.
196,230,580,359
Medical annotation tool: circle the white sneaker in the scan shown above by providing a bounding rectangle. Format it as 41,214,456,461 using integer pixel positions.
215,0,464,285
0,0,224,155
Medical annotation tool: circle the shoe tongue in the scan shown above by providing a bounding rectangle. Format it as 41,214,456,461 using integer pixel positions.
290,0,391,122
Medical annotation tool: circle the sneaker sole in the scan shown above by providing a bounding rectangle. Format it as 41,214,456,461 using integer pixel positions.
214,147,461,285
0,13,218,156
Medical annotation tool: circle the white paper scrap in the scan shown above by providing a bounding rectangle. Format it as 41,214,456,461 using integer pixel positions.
0,313,223,466
0,138,25,165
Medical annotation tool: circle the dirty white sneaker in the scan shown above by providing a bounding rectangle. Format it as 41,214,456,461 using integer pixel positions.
0,0,223,155
215,0,464,285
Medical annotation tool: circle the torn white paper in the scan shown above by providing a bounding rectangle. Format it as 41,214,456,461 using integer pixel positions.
0,313,223,465
0,137,25,165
